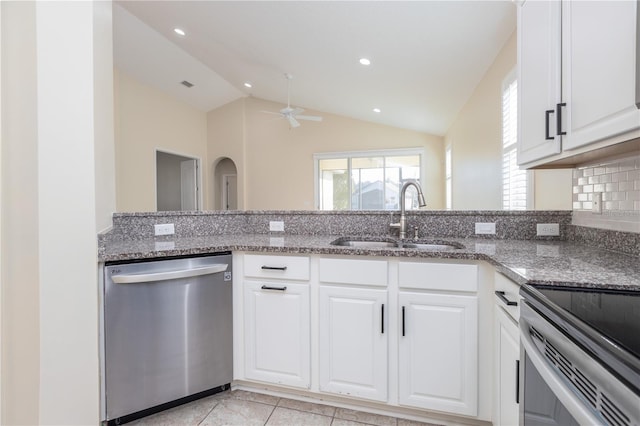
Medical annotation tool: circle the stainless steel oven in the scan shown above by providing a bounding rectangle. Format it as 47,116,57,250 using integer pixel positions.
519,285,640,426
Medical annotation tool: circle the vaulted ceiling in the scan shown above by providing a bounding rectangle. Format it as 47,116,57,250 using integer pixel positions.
114,1,516,135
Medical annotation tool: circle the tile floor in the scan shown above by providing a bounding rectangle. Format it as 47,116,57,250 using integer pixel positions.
128,389,441,426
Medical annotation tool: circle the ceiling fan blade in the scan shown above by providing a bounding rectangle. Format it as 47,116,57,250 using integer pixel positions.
261,110,283,116
288,115,300,128
295,115,323,122
292,107,305,115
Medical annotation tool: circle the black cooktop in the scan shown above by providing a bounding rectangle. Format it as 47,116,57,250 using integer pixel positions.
521,284,640,396
535,286,640,359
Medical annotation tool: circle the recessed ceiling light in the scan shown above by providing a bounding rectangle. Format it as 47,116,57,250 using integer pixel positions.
373,108,381,113
244,82,253,88
359,58,371,66
174,28,186,36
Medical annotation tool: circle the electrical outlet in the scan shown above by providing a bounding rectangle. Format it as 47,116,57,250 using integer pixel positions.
592,192,602,214
536,223,560,236
154,223,175,236
269,221,284,232
475,222,496,235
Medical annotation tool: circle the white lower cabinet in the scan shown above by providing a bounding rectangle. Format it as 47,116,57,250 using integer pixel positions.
494,307,520,426
236,253,490,422
398,291,478,417
243,280,310,388
319,285,388,401
493,272,521,426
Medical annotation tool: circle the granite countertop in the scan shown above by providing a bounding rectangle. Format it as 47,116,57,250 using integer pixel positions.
99,234,640,292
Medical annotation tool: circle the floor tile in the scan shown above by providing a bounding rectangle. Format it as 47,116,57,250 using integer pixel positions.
227,389,281,405
266,406,333,426
334,408,397,426
277,397,337,417
127,395,218,425
199,399,274,426
331,419,375,426
397,419,441,426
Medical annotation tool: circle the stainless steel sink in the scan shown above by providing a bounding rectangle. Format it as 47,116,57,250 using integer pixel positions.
330,238,399,248
401,241,464,250
330,237,464,250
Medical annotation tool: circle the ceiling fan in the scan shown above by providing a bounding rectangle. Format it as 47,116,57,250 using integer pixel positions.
262,73,323,128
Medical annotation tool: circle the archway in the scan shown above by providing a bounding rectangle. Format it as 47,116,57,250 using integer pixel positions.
213,157,238,210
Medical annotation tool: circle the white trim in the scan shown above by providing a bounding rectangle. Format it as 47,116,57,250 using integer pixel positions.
313,147,427,210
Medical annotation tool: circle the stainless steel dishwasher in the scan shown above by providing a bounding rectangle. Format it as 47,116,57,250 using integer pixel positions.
102,253,232,425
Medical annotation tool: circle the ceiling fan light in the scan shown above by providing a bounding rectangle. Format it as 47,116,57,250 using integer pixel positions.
359,58,371,66
173,28,186,36
373,108,381,113
244,82,253,88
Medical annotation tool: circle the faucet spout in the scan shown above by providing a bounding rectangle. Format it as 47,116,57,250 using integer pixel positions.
392,179,426,239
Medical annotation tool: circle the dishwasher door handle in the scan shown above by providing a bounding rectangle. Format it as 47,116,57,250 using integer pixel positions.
111,264,228,284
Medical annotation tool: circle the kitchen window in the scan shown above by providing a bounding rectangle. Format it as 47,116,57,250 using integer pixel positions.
502,70,530,210
314,149,425,210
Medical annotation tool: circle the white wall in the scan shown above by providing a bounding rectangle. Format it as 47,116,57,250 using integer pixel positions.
1,2,115,424
115,69,208,212
208,97,444,210
445,32,572,211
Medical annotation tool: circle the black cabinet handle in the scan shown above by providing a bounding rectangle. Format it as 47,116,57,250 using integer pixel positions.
261,266,287,271
516,360,520,404
261,285,287,291
556,103,566,136
401,306,406,337
545,109,555,140
381,304,385,334
495,291,518,306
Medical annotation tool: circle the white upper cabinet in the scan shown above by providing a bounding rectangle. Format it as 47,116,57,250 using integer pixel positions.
518,0,562,165
518,0,639,166
561,0,640,151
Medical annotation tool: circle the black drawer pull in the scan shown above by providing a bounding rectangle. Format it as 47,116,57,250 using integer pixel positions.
261,266,287,271
261,285,287,291
545,109,555,140
516,359,520,404
401,306,406,337
556,103,566,136
495,291,518,306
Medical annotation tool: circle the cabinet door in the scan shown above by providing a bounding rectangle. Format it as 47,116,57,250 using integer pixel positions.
398,292,478,416
517,0,562,165
244,281,310,388
562,1,640,151
319,286,388,401
494,306,520,426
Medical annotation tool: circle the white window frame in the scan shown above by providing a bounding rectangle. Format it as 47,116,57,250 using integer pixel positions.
313,147,427,210
445,145,452,210
502,68,534,210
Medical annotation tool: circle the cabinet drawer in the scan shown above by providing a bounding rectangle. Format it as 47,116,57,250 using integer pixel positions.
494,272,520,322
319,258,388,287
244,254,310,281
398,262,478,292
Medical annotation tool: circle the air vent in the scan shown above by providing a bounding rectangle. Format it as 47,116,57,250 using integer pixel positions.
530,326,631,426
181,80,194,88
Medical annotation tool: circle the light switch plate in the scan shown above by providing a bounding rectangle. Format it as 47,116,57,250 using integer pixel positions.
154,223,175,236
475,222,496,235
269,221,285,232
536,223,559,236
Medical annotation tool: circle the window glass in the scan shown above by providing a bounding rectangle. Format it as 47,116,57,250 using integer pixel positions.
316,150,424,210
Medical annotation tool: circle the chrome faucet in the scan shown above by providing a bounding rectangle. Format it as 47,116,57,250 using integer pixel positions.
390,180,427,238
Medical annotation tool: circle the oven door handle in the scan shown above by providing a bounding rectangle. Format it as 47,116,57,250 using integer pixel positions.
520,318,602,425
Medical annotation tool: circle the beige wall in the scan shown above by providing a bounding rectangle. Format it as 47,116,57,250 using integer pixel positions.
115,69,208,212
207,98,246,210
445,32,572,210
208,97,444,210
1,2,115,424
